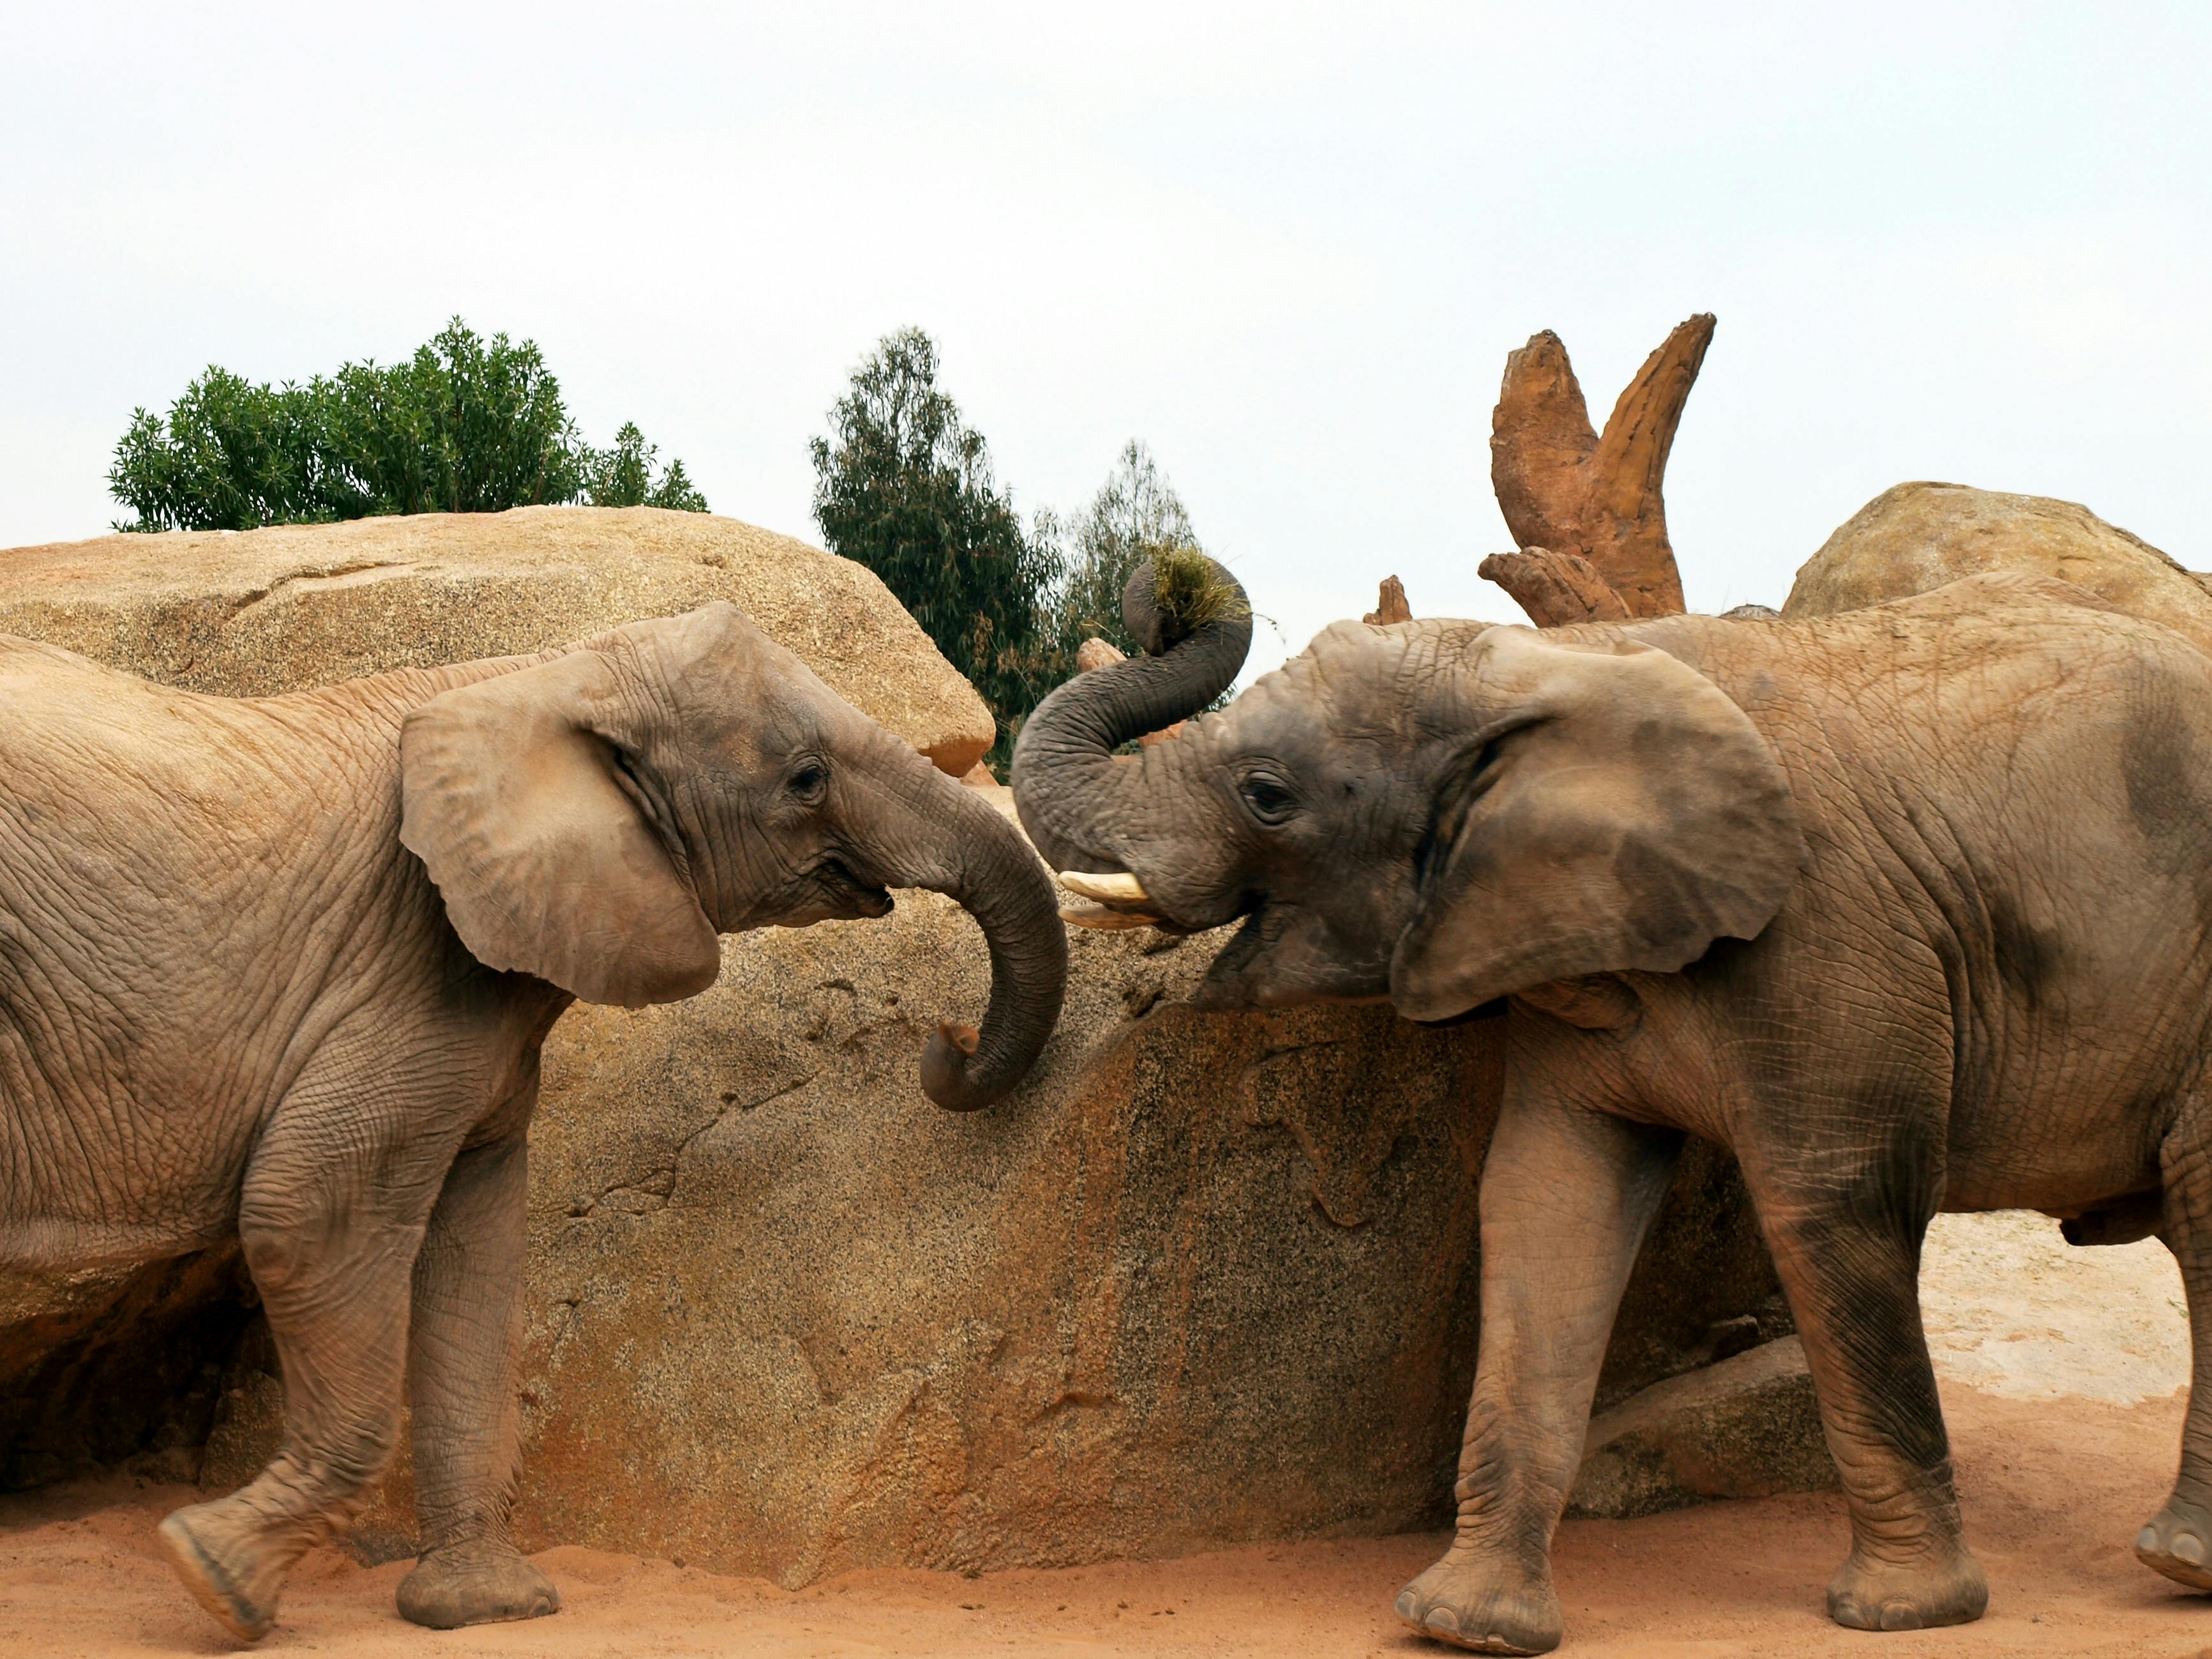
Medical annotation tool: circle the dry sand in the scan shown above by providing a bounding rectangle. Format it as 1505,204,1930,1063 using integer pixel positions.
4,1211,2206,1659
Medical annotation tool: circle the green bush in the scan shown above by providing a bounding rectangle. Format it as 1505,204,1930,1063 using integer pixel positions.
109,319,706,532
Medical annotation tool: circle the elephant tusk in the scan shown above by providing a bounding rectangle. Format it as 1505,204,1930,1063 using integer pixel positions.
1057,870,1152,906
1059,901,1162,930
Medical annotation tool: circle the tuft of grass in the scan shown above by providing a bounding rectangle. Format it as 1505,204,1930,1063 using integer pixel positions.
1152,545,1249,634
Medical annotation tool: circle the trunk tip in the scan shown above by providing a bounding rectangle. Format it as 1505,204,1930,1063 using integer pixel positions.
921,1020,996,1111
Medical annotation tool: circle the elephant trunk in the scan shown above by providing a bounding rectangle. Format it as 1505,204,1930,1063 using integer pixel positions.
855,738,1069,1112
1011,556,1253,876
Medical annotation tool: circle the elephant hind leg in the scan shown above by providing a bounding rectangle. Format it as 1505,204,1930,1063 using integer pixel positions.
1747,1140,1987,1632
158,1080,459,1640
2134,1098,2212,1591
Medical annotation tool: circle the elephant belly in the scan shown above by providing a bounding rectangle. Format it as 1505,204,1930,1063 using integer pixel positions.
1941,1035,2184,1215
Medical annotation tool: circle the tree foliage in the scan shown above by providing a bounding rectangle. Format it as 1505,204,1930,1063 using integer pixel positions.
809,329,1065,759
109,319,706,532
810,330,1224,766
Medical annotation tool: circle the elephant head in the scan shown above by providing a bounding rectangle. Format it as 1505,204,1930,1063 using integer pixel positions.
1012,557,1803,1020
398,603,1066,1110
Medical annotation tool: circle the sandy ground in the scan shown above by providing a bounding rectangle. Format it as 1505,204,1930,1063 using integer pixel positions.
4,1211,2207,1659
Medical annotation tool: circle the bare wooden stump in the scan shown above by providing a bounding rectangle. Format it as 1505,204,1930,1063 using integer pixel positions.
1477,549,1632,627
1488,314,1713,626
1364,576,1413,625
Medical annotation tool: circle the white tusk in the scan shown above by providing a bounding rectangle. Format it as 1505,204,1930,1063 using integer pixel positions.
1059,902,1162,931
1057,870,1151,906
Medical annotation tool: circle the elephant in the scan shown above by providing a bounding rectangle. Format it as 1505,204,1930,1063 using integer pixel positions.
0,603,1065,1640
1012,556,2212,1653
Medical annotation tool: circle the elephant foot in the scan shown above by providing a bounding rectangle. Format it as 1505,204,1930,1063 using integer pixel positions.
156,1498,300,1642
398,1538,562,1629
2136,1497,2212,1591
1826,1542,1988,1632
1393,1548,1562,1655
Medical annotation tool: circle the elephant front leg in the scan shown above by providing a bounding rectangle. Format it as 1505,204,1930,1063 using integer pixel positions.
1397,1098,1682,1656
1752,1158,1987,1632
396,1133,561,1629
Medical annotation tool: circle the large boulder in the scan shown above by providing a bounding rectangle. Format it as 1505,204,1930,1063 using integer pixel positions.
1782,482,2212,651
0,512,1789,1578
1567,1335,1834,1520
0,506,996,775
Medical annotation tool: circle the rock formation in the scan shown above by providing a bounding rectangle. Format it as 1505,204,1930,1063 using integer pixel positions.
1364,576,1412,625
1783,481,2211,649
1568,1336,1833,1520
0,506,1789,1579
0,506,996,776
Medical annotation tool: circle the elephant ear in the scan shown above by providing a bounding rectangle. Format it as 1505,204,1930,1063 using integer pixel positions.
1390,628,1805,1022
399,649,721,1008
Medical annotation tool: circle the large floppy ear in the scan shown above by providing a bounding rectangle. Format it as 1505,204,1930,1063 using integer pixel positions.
1390,628,1805,1022
399,649,721,1008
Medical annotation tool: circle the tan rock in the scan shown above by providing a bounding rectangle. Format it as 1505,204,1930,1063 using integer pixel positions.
1363,576,1412,626
1782,483,2212,653
1567,1335,1834,1520
0,506,996,776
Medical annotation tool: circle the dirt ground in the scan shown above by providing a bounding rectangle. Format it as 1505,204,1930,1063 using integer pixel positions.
4,1212,2208,1659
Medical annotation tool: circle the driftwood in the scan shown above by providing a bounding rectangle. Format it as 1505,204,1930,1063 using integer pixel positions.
1477,548,1632,627
1363,575,1413,625
1487,313,1713,626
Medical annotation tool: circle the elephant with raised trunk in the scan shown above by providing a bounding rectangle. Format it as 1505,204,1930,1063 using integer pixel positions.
0,603,1065,1640
1014,557,2212,1654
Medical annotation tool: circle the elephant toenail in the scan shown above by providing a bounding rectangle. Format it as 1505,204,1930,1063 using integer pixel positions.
2140,1525,2162,1553
2175,1531,2205,1565
1394,1589,1419,1621
1426,1606,1463,1636
1878,1602,1923,1631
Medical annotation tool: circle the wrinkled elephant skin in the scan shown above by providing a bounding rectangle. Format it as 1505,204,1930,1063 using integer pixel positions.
1013,559,2212,1653
0,603,1065,1639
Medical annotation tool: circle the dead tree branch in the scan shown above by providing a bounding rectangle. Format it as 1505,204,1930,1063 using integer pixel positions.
1487,313,1712,625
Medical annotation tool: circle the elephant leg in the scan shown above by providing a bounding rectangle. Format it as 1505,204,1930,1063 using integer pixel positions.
2135,1098,2212,1589
157,1090,455,1640
1751,1153,1986,1633
396,1133,560,1628
1396,1096,1683,1656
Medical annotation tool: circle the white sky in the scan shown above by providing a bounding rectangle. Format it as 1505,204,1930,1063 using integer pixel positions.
4,3,2206,679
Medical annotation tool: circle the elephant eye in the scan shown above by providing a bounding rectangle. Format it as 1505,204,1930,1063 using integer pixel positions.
1238,771,1298,826
788,760,829,804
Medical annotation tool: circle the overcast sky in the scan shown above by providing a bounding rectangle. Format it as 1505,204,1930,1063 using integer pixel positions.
4,3,2206,678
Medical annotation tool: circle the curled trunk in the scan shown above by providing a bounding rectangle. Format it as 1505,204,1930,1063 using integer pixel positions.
850,736,1068,1111
1011,557,1253,878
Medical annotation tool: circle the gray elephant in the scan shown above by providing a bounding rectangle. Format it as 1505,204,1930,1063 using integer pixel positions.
0,603,1065,1640
1012,558,2212,1654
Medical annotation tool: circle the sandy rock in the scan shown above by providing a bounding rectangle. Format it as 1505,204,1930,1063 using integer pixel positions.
1782,483,2212,653
0,506,996,776
1568,1335,1835,1520
1920,1209,2188,1406
1363,576,1412,626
